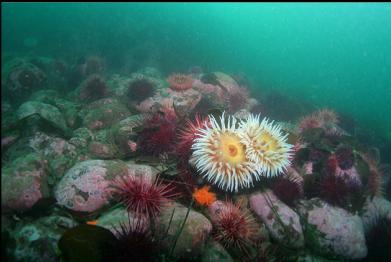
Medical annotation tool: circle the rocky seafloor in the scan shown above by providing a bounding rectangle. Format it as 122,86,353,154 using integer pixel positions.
1,55,391,261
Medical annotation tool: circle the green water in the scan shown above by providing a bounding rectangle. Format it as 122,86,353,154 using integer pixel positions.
2,2,391,154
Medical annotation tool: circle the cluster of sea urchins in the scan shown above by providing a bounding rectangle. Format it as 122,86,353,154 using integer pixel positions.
191,112,293,192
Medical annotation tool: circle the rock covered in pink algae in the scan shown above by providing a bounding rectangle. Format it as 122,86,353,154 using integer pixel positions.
29,132,78,180
54,160,158,213
298,198,367,259
168,88,202,117
249,190,304,249
80,98,130,130
1,153,49,212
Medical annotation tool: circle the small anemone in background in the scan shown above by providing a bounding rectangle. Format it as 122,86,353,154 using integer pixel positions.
127,78,156,103
167,73,193,91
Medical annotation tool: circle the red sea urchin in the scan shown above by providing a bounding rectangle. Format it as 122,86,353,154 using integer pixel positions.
138,108,178,156
112,175,176,218
319,174,350,207
272,176,303,207
225,88,249,113
114,215,159,262
176,114,210,162
360,149,385,197
299,109,342,136
167,73,193,91
127,78,155,103
335,146,355,170
209,201,258,255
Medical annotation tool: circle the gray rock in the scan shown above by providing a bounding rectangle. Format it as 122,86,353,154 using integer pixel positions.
10,215,77,262
94,207,148,236
16,101,68,133
201,240,233,262
1,153,50,212
156,202,212,259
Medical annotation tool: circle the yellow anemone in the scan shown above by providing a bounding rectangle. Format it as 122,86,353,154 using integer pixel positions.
239,114,293,177
192,113,256,192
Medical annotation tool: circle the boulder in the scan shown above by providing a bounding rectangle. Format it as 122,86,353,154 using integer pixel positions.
156,202,212,259
249,190,304,248
298,198,367,260
54,160,158,213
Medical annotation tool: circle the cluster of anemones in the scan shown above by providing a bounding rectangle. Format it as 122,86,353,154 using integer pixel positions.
191,112,293,192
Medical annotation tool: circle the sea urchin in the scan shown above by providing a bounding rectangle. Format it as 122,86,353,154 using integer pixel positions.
112,175,176,218
176,114,210,162
209,201,258,255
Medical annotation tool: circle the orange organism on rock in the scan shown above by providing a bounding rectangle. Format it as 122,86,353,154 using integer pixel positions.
193,186,217,207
